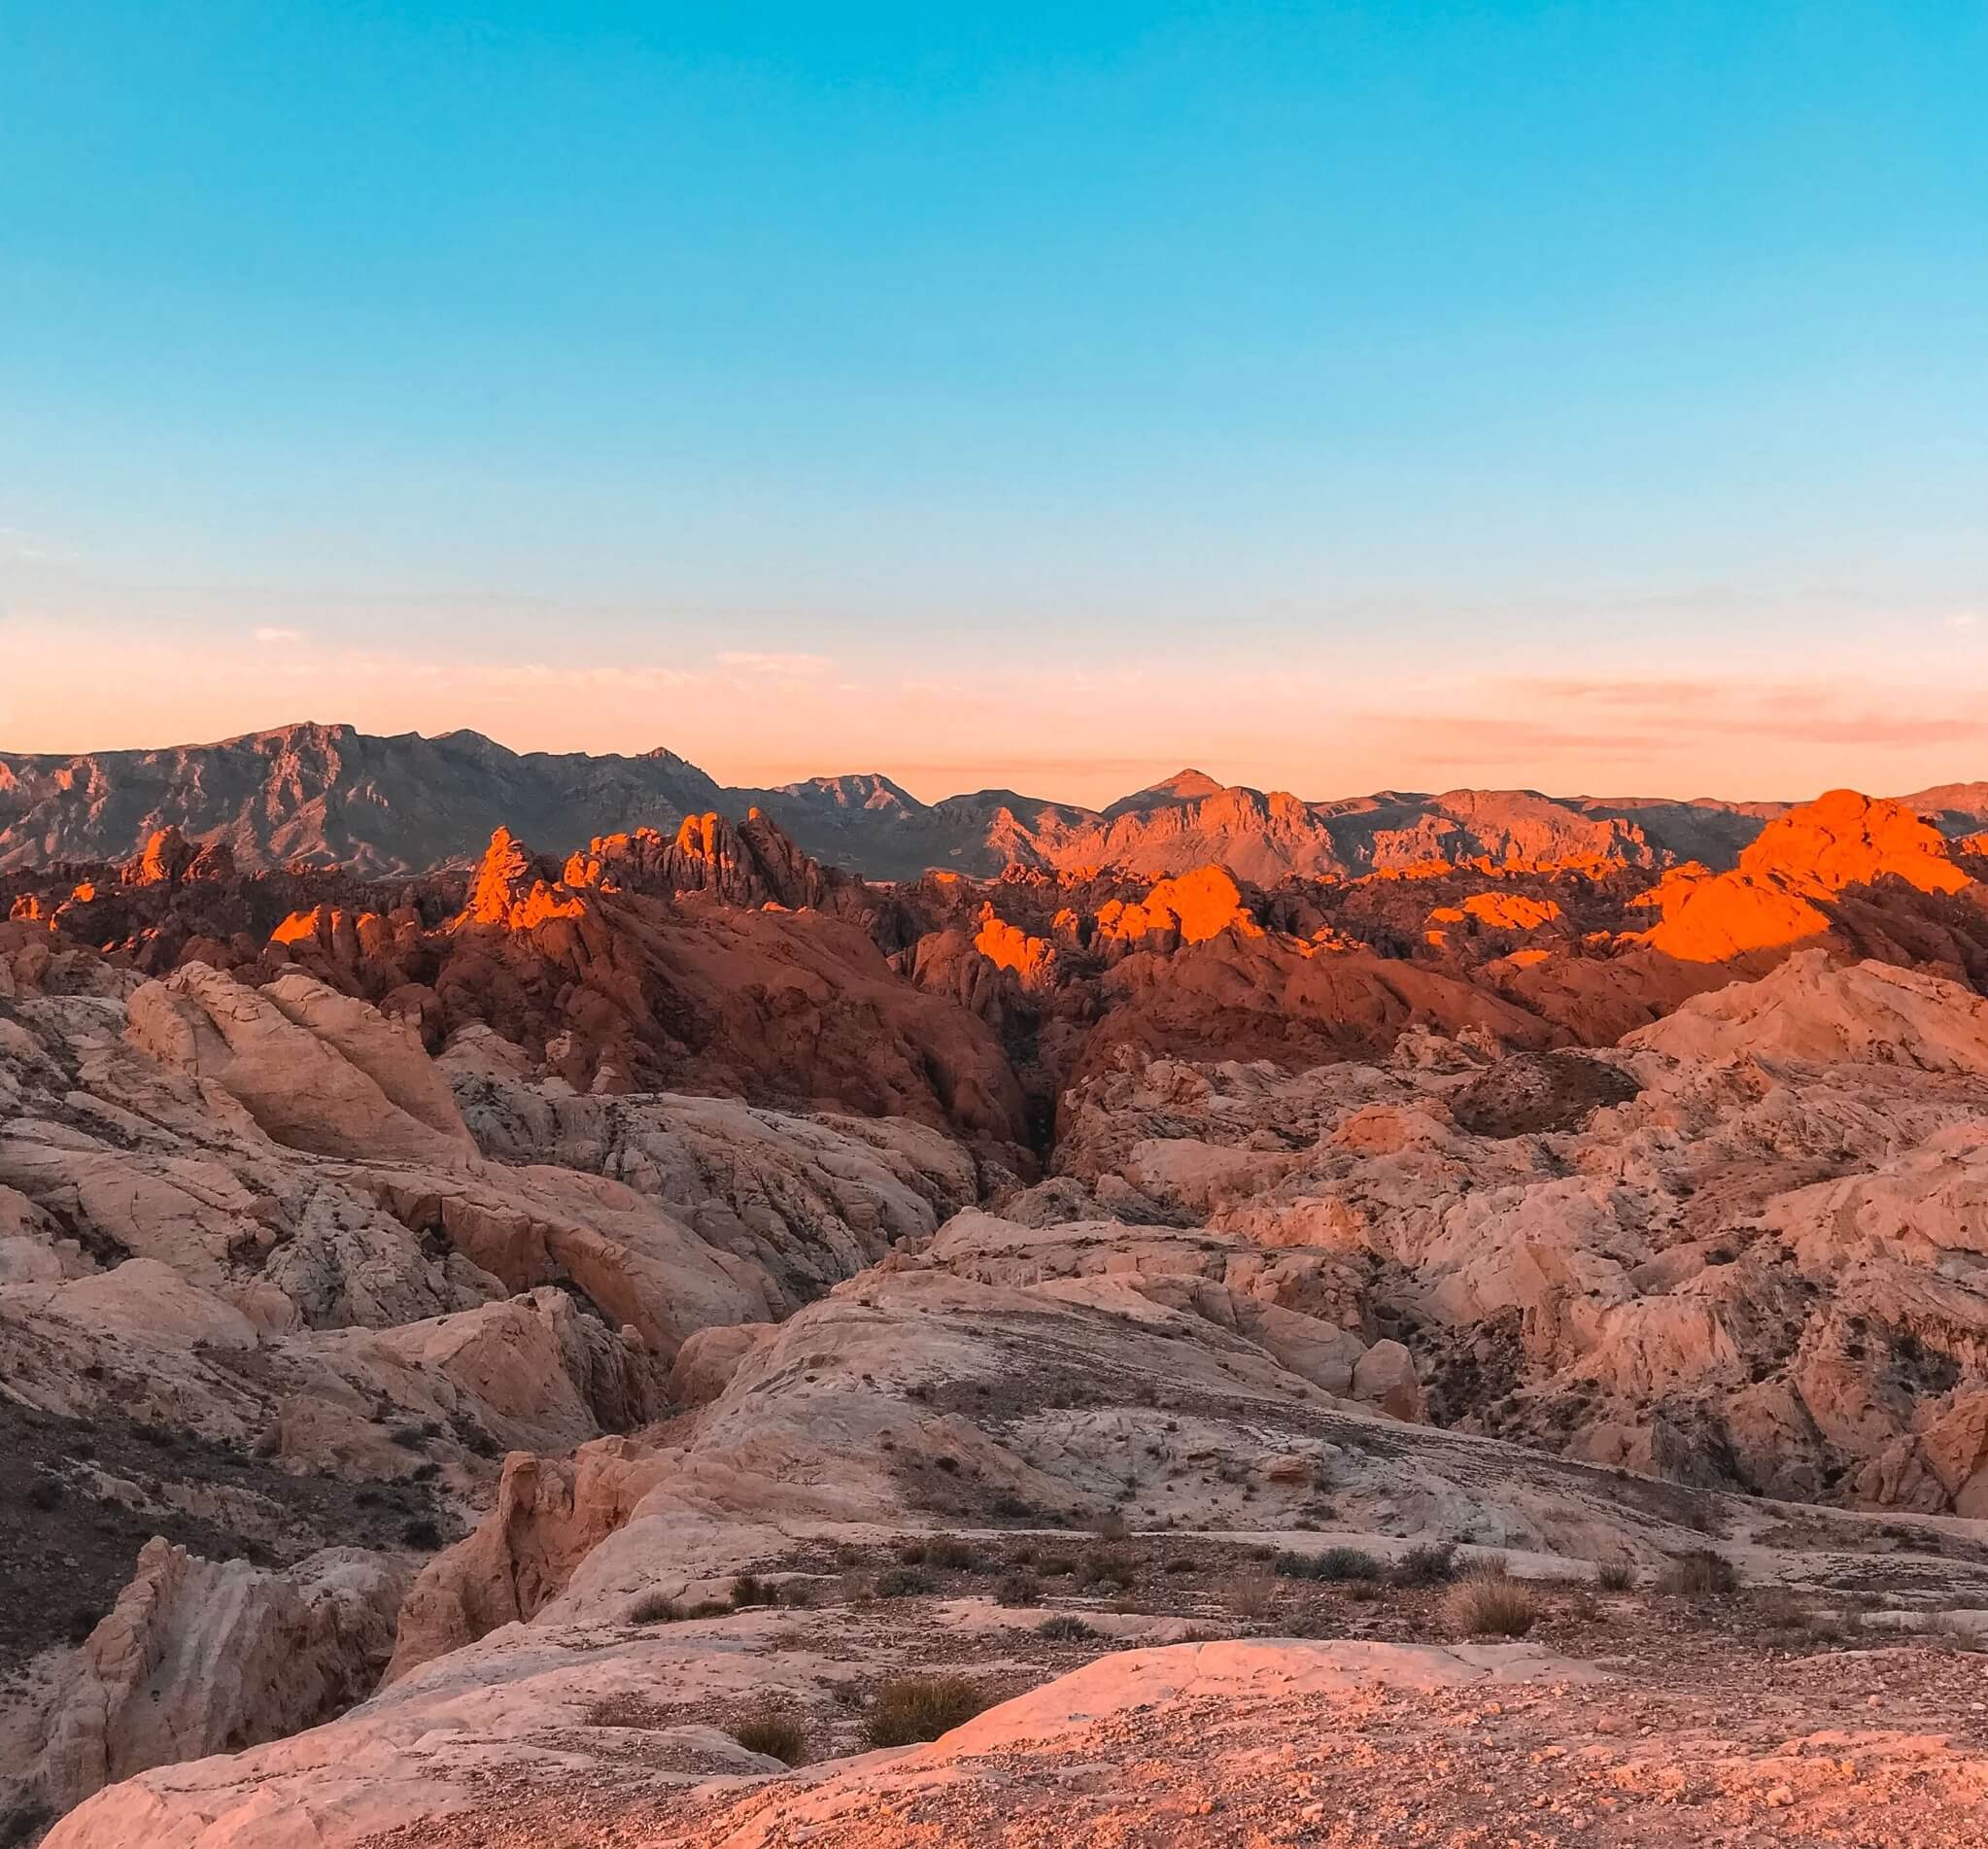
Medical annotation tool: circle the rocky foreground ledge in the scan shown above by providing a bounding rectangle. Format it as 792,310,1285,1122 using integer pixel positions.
48,1626,1988,1848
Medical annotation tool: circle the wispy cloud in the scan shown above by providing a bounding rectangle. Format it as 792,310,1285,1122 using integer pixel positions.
254,626,302,645
718,651,832,677
0,527,73,565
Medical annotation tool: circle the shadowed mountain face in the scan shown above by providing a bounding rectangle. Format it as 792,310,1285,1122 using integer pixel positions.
0,724,724,877
14,721,1985,883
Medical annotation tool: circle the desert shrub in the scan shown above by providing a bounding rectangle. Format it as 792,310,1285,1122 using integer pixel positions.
1390,1543,1457,1587
1038,1554,1077,1577
63,1606,101,1646
26,1479,60,1512
630,1592,730,1624
1595,1560,1636,1592
1275,1546,1381,1583
1079,1547,1138,1590
865,1675,987,1746
777,1579,815,1609
400,1517,442,1550
1092,1510,1129,1541
1658,1550,1739,1598
732,1714,807,1764
1444,1572,1540,1637
1164,1556,1198,1575
1315,1547,1381,1583
1754,1587,1813,1632
1800,1608,1859,1649
731,1573,777,1608
1464,1551,1511,1579
1037,1615,1097,1641
874,1566,933,1598
997,1569,1043,1608
926,1533,978,1570
1230,1571,1278,1620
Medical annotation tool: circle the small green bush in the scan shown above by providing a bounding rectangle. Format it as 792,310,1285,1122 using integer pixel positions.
1275,1546,1381,1583
1037,1615,1097,1641
1389,1543,1457,1587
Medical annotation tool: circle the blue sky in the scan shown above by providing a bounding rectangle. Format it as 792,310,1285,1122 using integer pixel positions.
2,1,1984,800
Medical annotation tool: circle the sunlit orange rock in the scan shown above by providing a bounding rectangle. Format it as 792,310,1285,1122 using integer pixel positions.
973,904,1059,989
461,828,585,932
1459,892,1562,931
1636,790,1971,964
121,827,198,889
1094,865,1263,949
564,808,830,911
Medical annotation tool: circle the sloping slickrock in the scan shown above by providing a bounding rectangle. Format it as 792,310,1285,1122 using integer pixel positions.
30,1540,411,1819
1626,948,1988,1071
126,963,476,1165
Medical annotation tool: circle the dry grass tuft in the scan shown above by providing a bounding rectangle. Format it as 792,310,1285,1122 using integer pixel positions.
865,1674,988,1746
1037,1614,1097,1641
629,1590,730,1625
1444,1571,1540,1638
732,1713,807,1764
1229,1570,1279,1620
1658,1550,1739,1598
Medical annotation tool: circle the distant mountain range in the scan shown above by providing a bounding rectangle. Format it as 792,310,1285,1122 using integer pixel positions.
3,721,1984,881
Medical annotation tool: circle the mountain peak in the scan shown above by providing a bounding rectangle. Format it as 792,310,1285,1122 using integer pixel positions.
1149,769,1226,800
1101,769,1229,821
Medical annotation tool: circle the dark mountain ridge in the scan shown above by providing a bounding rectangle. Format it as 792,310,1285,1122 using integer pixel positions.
4,720,1982,881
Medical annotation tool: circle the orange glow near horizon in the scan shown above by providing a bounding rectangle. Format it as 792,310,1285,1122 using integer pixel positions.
4,616,1986,809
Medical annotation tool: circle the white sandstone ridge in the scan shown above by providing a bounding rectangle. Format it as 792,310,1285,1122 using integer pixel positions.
13,923,1988,1843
